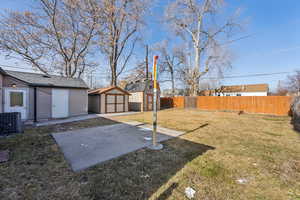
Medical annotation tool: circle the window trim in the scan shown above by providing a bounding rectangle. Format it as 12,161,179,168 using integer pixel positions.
9,91,24,107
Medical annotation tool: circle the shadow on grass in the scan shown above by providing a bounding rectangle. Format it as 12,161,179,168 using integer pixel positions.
185,123,209,134
156,182,179,200
83,138,214,200
0,116,214,200
76,118,214,200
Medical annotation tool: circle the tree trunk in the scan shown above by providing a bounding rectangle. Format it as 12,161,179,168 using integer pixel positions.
110,63,117,86
191,45,200,96
68,63,72,78
171,70,175,97
190,80,199,96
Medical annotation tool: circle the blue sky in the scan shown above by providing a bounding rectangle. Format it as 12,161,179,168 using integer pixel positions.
1,0,300,91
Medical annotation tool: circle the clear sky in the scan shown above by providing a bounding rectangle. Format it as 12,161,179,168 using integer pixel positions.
1,0,300,91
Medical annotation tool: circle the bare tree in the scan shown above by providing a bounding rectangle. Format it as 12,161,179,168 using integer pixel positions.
154,40,186,97
97,0,149,86
165,0,242,96
286,71,300,95
120,44,153,86
121,61,148,84
272,80,288,96
0,0,99,77
199,79,219,91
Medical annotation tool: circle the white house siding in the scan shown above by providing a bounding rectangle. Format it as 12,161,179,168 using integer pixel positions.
128,92,143,111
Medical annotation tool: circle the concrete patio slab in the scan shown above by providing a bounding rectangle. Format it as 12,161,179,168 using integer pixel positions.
52,122,184,171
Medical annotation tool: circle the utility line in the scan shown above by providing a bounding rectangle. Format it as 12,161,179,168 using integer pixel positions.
0,64,294,80
201,72,293,80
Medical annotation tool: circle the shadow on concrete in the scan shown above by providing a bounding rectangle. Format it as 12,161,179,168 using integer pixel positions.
75,118,215,200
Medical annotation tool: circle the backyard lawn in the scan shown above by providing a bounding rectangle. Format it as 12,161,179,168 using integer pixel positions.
0,109,300,200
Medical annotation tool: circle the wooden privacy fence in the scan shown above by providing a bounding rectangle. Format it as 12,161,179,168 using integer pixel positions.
161,97,185,108
161,96,293,116
160,97,174,108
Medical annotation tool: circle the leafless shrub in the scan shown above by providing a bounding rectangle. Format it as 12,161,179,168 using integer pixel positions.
96,0,150,86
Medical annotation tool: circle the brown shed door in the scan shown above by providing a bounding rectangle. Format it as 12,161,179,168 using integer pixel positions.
106,94,125,113
147,94,153,111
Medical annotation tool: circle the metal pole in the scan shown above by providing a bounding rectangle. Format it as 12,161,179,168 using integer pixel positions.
149,55,163,150
152,56,158,147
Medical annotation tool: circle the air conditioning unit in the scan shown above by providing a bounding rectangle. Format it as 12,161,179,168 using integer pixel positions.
0,112,23,136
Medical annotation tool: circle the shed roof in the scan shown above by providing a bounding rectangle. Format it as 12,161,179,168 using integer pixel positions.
2,69,89,89
88,86,130,95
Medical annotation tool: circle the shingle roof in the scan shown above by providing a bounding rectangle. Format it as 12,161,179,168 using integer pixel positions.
4,70,89,89
220,84,269,93
124,80,148,92
88,86,130,95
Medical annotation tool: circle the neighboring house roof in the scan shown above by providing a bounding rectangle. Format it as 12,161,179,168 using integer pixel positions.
2,69,89,89
219,84,269,93
125,80,160,93
199,89,216,96
88,86,130,95
125,80,148,92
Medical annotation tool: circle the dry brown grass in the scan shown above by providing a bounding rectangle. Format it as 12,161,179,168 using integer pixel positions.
113,109,300,200
0,109,299,200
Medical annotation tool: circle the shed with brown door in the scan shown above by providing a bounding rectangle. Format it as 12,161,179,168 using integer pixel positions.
88,86,130,114
124,79,160,112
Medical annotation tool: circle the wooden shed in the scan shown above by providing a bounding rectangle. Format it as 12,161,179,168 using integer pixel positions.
88,86,130,114
124,79,160,112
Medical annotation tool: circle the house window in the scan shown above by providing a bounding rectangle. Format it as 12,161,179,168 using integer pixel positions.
10,92,23,107
237,94,241,96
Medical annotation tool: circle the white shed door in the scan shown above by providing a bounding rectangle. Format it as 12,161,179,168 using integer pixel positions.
52,89,69,118
4,88,27,120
